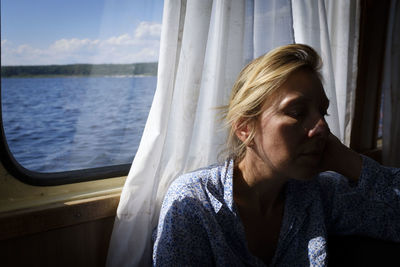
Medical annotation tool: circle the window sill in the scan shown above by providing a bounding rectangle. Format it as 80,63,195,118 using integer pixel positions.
0,161,125,214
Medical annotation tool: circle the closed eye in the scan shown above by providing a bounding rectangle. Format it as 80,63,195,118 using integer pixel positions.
286,108,306,119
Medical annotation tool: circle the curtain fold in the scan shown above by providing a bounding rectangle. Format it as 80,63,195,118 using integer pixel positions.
382,0,400,167
107,0,359,266
106,1,188,265
324,0,360,145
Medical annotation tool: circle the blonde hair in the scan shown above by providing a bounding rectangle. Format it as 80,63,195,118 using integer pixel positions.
223,44,322,161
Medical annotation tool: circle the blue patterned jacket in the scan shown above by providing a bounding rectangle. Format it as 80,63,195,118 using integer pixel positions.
153,156,400,266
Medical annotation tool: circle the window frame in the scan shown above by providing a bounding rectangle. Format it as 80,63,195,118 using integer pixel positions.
0,85,132,186
350,0,391,163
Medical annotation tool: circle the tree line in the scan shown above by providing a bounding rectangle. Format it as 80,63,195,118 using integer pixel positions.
1,62,158,78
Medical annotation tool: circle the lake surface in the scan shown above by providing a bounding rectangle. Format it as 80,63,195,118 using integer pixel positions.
1,76,156,173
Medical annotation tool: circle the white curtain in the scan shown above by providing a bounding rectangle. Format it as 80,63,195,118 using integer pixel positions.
382,0,400,167
107,0,359,266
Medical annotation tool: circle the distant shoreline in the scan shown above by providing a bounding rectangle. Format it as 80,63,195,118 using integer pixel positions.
1,74,157,79
1,62,158,78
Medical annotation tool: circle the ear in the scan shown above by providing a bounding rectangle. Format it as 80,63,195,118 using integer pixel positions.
235,119,253,144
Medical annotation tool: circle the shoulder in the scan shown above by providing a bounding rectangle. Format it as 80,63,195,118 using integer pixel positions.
174,162,224,188
162,160,231,207
170,162,224,193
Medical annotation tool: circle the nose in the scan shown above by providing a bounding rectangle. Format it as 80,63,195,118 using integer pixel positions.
308,117,329,138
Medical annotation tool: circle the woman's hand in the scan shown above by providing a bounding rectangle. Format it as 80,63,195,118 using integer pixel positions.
319,133,362,182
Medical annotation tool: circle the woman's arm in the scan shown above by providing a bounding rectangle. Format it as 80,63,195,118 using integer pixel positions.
320,133,362,182
317,135,400,241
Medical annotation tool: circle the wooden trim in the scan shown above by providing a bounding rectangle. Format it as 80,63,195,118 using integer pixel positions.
350,0,390,152
0,193,120,241
0,160,125,214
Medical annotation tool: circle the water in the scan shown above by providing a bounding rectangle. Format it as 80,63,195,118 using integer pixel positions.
1,76,156,173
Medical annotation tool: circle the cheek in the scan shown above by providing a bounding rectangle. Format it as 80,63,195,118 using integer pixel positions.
276,123,304,155
260,122,304,164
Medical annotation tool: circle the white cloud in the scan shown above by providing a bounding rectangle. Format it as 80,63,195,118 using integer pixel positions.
103,34,133,46
50,38,100,52
1,42,49,65
1,21,162,66
134,22,162,39
16,44,37,54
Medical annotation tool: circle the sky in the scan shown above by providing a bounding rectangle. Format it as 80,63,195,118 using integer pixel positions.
1,0,164,66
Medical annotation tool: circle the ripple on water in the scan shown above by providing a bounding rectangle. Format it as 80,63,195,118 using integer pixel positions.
2,76,156,173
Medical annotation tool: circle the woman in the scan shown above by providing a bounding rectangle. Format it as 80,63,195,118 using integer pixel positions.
152,44,400,266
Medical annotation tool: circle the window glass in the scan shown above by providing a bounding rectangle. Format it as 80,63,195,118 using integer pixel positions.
1,0,163,176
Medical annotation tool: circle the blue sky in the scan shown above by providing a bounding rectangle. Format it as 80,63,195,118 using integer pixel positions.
1,0,164,65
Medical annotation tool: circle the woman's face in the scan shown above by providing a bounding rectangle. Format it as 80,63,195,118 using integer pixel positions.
252,69,330,180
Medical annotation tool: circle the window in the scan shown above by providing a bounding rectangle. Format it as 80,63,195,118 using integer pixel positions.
1,0,164,185
350,0,390,163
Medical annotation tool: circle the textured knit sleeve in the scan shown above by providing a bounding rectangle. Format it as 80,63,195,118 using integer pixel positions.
152,179,214,267
319,155,400,241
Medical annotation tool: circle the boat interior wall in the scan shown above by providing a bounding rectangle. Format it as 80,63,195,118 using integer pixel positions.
0,160,123,267
1,216,115,267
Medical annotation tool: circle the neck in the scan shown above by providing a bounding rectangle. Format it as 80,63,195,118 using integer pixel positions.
234,151,288,215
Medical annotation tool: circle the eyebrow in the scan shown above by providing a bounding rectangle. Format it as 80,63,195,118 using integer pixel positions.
279,95,310,108
279,94,330,109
